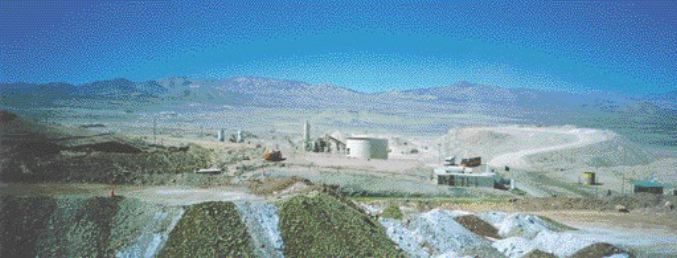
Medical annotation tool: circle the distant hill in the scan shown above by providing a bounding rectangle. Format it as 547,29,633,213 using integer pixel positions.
0,76,656,111
1,76,675,148
648,90,677,110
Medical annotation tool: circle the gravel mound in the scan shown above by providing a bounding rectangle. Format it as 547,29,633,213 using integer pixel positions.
454,215,500,239
477,211,509,225
569,242,628,258
409,209,488,256
521,249,557,258
478,212,575,240
235,201,284,258
492,237,535,258
475,211,642,258
278,192,402,257
158,201,255,257
432,250,474,258
495,213,558,239
531,230,597,257
112,198,184,258
379,218,429,258
490,224,637,258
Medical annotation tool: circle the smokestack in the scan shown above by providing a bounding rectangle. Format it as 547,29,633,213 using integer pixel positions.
236,130,243,143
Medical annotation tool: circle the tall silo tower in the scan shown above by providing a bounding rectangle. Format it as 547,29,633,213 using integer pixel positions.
217,129,225,142
303,121,311,151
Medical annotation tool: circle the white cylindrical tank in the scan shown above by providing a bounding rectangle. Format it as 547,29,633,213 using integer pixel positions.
346,137,388,160
236,130,243,143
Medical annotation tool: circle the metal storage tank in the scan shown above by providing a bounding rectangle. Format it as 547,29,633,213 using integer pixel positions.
346,137,388,160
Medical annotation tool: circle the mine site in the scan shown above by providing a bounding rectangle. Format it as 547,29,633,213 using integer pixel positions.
2,1,676,258
1,84,675,258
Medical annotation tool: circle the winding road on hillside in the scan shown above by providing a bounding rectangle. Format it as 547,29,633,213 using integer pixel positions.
488,127,611,170
485,127,612,197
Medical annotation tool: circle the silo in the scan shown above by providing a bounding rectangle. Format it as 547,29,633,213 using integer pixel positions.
217,129,225,142
303,121,311,151
346,137,388,160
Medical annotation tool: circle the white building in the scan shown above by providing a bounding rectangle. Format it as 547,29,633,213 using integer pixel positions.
434,165,495,188
346,137,388,160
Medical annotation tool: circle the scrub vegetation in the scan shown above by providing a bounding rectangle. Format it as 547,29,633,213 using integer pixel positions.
0,195,124,257
0,195,58,258
158,201,255,258
278,192,404,257
381,204,403,220
0,112,213,185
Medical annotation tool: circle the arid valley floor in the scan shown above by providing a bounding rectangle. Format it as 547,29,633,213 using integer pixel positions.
1,80,676,258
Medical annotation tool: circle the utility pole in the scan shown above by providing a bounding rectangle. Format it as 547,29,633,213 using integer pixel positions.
153,117,157,145
437,143,442,164
621,173,625,195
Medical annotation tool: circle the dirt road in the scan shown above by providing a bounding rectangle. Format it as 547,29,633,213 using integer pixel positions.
0,183,262,206
488,127,611,170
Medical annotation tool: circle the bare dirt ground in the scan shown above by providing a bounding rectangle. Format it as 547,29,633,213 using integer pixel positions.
294,152,423,173
0,183,261,206
531,210,677,256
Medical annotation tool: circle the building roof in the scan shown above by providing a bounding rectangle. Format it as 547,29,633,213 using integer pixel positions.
346,136,386,141
434,167,495,177
631,180,664,188
196,168,222,174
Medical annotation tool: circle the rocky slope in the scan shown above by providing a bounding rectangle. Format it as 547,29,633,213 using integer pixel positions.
3,191,672,257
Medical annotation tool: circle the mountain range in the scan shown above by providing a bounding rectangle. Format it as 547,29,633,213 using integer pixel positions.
2,76,673,110
1,76,675,147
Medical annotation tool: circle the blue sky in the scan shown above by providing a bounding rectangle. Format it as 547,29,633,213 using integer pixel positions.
1,1,676,94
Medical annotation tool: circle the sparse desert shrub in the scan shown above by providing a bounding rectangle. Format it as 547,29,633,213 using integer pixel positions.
158,202,254,258
0,110,18,122
1,141,213,184
381,204,403,220
279,192,403,257
247,176,308,195
0,196,58,258
454,214,500,239
511,188,527,196
569,242,630,258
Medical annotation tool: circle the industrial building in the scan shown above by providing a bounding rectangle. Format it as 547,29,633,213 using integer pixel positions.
345,137,388,160
581,171,596,185
460,157,481,167
312,134,347,153
632,180,664,194
434,156,495,187
434,167,495,187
